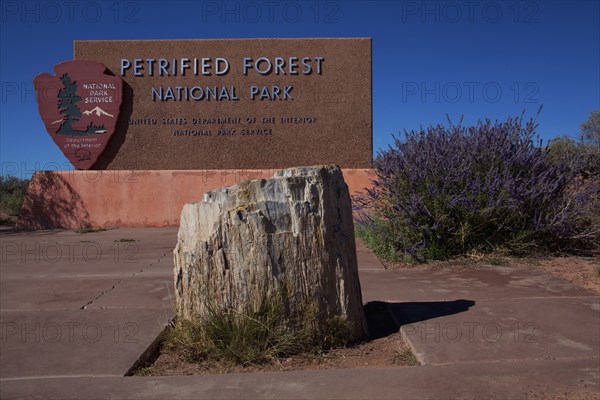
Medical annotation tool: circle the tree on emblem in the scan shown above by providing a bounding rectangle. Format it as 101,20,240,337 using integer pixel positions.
56,73,105,136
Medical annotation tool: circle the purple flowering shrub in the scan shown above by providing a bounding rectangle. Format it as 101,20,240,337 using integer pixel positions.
354,115,599,261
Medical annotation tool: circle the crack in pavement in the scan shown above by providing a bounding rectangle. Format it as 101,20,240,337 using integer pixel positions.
130,250,173,277
80,250,174,309
80,282,121,309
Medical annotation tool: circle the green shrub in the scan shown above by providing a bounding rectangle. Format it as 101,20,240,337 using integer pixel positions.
0,176,29,216
355,221,403,262
547,135,599,178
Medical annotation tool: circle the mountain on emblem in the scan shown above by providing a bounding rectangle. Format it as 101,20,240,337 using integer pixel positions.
82,106,114,118
34,60,123,169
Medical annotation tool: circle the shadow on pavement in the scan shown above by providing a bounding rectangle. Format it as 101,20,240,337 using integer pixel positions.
365,299,476,340
389,299,476,326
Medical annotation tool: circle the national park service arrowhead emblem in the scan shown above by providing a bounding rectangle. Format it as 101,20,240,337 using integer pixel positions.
34,60,123,170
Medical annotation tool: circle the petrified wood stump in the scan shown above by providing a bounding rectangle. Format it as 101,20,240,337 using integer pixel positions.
174,165,368,343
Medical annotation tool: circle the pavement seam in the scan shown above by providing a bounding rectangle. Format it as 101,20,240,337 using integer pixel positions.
130,250,173,277
0,306,174,312
1,275,148,279
0,374,124,382
476,295,600,301
375,296,599,302
78,250,173,309
413,355,600,367
80,281,122,309
1,308,75,312
91,306,174,310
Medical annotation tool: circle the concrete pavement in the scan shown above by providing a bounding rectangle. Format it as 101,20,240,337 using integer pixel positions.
358,265,600,366
2,359,598,400
1,229,599,399
0,228,177,380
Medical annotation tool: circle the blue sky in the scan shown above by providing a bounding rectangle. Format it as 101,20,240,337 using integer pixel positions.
1,0,599,177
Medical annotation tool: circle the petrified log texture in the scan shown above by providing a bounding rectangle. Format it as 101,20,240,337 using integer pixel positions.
174,165,368,342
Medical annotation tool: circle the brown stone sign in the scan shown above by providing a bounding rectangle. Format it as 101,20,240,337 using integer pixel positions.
34,60,123,170
74,38,372,170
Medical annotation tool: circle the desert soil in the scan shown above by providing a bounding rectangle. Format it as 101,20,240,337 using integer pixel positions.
135,333,416,376
134,301,418,376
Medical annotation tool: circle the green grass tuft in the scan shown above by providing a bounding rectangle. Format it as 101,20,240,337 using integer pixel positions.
393,349,419,366
75,227,107,234
164,297,332,366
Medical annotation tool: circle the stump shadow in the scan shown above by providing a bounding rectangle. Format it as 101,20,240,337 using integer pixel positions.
365,299,476,340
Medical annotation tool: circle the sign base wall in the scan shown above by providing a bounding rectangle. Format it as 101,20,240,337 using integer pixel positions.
16,169,374,229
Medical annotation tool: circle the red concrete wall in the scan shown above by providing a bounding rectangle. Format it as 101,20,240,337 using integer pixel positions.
17,169,375,229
